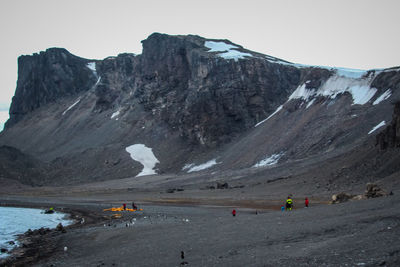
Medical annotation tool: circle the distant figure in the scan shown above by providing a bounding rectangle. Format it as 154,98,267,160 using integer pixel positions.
232,209,236,217
305,197,309,208
286,196,293,211
281,205,285,211
45,207,54,214
132,202,138,210
123,203,126,210
180,250,188,266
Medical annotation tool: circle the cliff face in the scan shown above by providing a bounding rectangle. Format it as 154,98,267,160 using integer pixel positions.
376,102,400,149
7,33,314,146
92,33,324,146
5,48,97,128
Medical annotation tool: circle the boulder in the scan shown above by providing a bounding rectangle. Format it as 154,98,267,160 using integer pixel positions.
364,183,388,198
331,192,354,204
56,223,66,233
217,182,229,189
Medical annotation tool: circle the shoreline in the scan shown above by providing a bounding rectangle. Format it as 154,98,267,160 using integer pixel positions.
0,193,398,266
0,196,278,266
0,203,105,267
0,195,320,266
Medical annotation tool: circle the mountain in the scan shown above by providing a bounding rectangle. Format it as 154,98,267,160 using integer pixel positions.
0,33,399,188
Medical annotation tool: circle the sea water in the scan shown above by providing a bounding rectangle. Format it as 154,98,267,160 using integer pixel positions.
0,206,73,259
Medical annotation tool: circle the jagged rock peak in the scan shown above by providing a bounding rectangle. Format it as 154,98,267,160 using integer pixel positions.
5,47,98,129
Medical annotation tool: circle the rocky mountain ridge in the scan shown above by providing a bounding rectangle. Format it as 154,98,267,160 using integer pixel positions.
1,33,399,186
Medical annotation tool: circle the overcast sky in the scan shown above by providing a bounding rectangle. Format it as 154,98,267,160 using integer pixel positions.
1,0,400,113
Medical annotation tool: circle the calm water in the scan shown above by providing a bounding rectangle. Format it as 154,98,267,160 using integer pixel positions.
0,206,73,258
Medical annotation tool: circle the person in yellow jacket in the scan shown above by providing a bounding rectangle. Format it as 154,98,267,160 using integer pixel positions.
285,196,293,211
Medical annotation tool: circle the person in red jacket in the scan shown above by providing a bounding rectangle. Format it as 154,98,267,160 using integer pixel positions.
232,209,236,217
305,197,309,208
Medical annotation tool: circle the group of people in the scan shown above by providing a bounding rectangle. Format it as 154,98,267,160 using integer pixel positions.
231,196,309,216
282,196,309,211
122,202,138,210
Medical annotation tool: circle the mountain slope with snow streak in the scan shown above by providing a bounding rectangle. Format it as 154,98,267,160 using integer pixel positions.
0,33,399,186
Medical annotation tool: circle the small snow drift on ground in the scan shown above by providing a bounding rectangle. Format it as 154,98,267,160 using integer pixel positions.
255,105,283,127
368,121,386,135
62,98,81,115
253,152,284,168
125,144,160,177
184,159,219,173
205,41,253,62
373,89,392,105
111,110,120,120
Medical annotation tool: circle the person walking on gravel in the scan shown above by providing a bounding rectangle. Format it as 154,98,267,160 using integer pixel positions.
286,196,293,211
305,197,309,208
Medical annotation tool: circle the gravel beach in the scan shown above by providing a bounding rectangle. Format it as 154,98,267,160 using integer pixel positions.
1,187,399,267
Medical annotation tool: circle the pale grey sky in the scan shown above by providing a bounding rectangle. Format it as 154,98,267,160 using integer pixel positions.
1,0,400,111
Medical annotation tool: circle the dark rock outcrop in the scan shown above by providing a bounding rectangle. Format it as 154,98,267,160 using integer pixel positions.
125,33,306,146
216,182,229,189
376,101,400,149
364,183,388,198
5,33,315,147
5,48,97,128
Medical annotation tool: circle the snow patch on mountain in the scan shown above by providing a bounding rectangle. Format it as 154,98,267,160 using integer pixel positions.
87,62,98,77
368,121,386,135
306,98,316,109
125,144,160,177
373,90,392,105
335,68,366,79
289,72,378,105
185,159,219,173
205,41,253,62
253,152,285,167
255,105,283,127
111,110,120,120
62,98,81,115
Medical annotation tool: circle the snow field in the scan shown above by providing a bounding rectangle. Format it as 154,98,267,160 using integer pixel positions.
289,72,379,106
125,144,160,177
205,41,253,62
